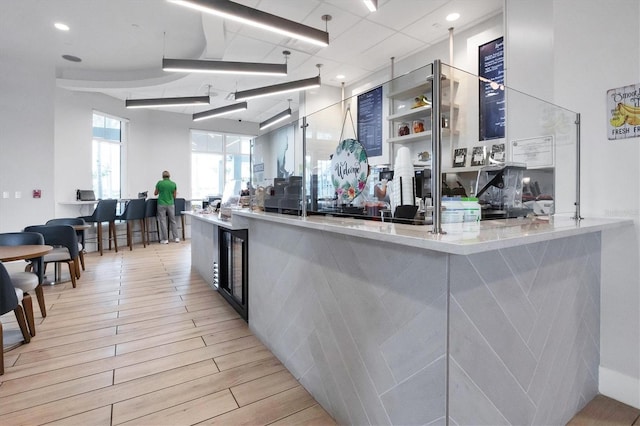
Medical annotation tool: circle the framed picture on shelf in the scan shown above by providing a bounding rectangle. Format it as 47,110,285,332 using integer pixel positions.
470,146,486,166
490,143,506,163
453,148,467,168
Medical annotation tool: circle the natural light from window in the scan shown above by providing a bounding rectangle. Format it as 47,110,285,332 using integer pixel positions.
191,130,252,200
92,112,124,200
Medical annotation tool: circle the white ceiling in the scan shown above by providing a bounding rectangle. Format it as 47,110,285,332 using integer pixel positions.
0,0,503,124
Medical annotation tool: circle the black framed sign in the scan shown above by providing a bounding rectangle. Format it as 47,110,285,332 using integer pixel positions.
357,86,383,157
479,36,505,141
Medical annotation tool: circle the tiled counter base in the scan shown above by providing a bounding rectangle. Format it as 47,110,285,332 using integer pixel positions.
236,211,628,425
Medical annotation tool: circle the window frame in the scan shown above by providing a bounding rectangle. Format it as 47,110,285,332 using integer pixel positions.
190,129,252,199
92,110,127,200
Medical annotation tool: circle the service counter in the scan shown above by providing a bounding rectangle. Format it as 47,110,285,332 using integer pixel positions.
186,211,249,319
191,209,631,425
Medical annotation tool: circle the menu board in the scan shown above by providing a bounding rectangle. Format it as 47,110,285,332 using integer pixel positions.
479,37,505,141
357,86,383,157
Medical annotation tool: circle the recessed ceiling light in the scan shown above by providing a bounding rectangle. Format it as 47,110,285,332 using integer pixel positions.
446,13,460,22
54,22,70,31
62,54,82,63
336,74,345,80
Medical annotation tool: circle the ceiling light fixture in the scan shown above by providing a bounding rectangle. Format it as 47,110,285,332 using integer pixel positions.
62,54,82,63
234,75,320,101
54,22,70,31
168,0,329,47
446,12,460,22
260,101,293,130
363,0,378,12
192,101,248,121
162,58,287,76
125,95,210,109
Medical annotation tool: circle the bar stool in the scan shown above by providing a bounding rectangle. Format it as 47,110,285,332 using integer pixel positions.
174,198,186,241
116,199,146,250
144,198,159,245
79,199,118,256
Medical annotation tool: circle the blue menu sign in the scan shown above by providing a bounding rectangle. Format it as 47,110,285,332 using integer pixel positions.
357,86,383,157
479,37,505,141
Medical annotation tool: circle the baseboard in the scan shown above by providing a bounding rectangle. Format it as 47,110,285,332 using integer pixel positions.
599,365,640,409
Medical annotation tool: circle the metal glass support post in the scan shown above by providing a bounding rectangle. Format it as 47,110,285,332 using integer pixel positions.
573,113,583,221
431,60,443,234
301,116,308,217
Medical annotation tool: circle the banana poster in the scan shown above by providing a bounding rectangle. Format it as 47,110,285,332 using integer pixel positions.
608,83,640,140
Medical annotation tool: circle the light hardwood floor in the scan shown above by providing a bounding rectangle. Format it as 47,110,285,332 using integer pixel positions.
2,240,638,425
0,241,336,425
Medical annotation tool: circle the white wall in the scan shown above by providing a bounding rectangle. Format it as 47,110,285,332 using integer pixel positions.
53,88,260,219
507,0,640,409
0,56,56,232
552,0,640,408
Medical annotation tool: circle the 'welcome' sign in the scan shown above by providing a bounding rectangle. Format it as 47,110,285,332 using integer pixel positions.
331,138,369,203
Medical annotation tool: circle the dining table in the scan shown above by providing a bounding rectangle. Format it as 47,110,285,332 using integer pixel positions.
0,245,53,263
0,244,52,351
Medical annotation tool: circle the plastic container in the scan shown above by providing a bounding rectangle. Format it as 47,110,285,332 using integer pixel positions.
461,197,481,223
441,197,464,223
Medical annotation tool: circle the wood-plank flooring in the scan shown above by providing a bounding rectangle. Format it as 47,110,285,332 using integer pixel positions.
0,241,336,425
2,240,638,425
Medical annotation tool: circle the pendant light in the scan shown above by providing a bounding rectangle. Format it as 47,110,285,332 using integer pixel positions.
168,0,329,47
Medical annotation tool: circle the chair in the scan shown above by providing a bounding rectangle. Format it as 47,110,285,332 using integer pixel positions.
24,225,80,288
46,218,87,271
0,261,31,375
79,199,118,255
144,198,159,245
116,198,146,250
174,198,186,241
0,232,45,336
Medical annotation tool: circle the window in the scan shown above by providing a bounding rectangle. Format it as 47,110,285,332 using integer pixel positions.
92,112,125,199
191,130,252,199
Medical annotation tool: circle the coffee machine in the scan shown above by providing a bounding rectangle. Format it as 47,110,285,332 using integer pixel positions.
475,163,531,219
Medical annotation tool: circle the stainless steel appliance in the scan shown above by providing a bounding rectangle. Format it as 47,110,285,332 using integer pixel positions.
217,228,248,320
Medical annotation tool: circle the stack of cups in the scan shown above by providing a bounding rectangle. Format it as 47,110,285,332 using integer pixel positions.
391,146,415,213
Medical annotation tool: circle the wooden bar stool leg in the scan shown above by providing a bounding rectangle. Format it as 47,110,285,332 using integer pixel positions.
127,222,133,251
110,221,118,252
141,219,147,248
181,216,186,240
97,223,103,256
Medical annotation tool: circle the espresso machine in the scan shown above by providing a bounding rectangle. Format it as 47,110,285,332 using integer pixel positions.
475,162,531,219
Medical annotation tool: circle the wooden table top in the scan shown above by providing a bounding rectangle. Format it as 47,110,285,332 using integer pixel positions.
0,245,53,262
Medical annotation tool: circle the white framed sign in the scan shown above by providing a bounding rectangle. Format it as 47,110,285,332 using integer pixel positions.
608,83,640,140
510,135,554,168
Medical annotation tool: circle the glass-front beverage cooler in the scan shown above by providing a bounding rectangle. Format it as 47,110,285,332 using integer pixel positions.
218,228,248,320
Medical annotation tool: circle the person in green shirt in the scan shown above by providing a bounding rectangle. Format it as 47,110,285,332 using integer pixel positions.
154,170,179,244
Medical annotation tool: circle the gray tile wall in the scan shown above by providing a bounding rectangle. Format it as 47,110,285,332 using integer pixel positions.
249,221,448,425
190,219,218,288
449,233,601,425
247,219,601,425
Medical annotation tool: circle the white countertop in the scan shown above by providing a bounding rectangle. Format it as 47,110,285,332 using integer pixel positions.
232,209,632,255
184,210,246,230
